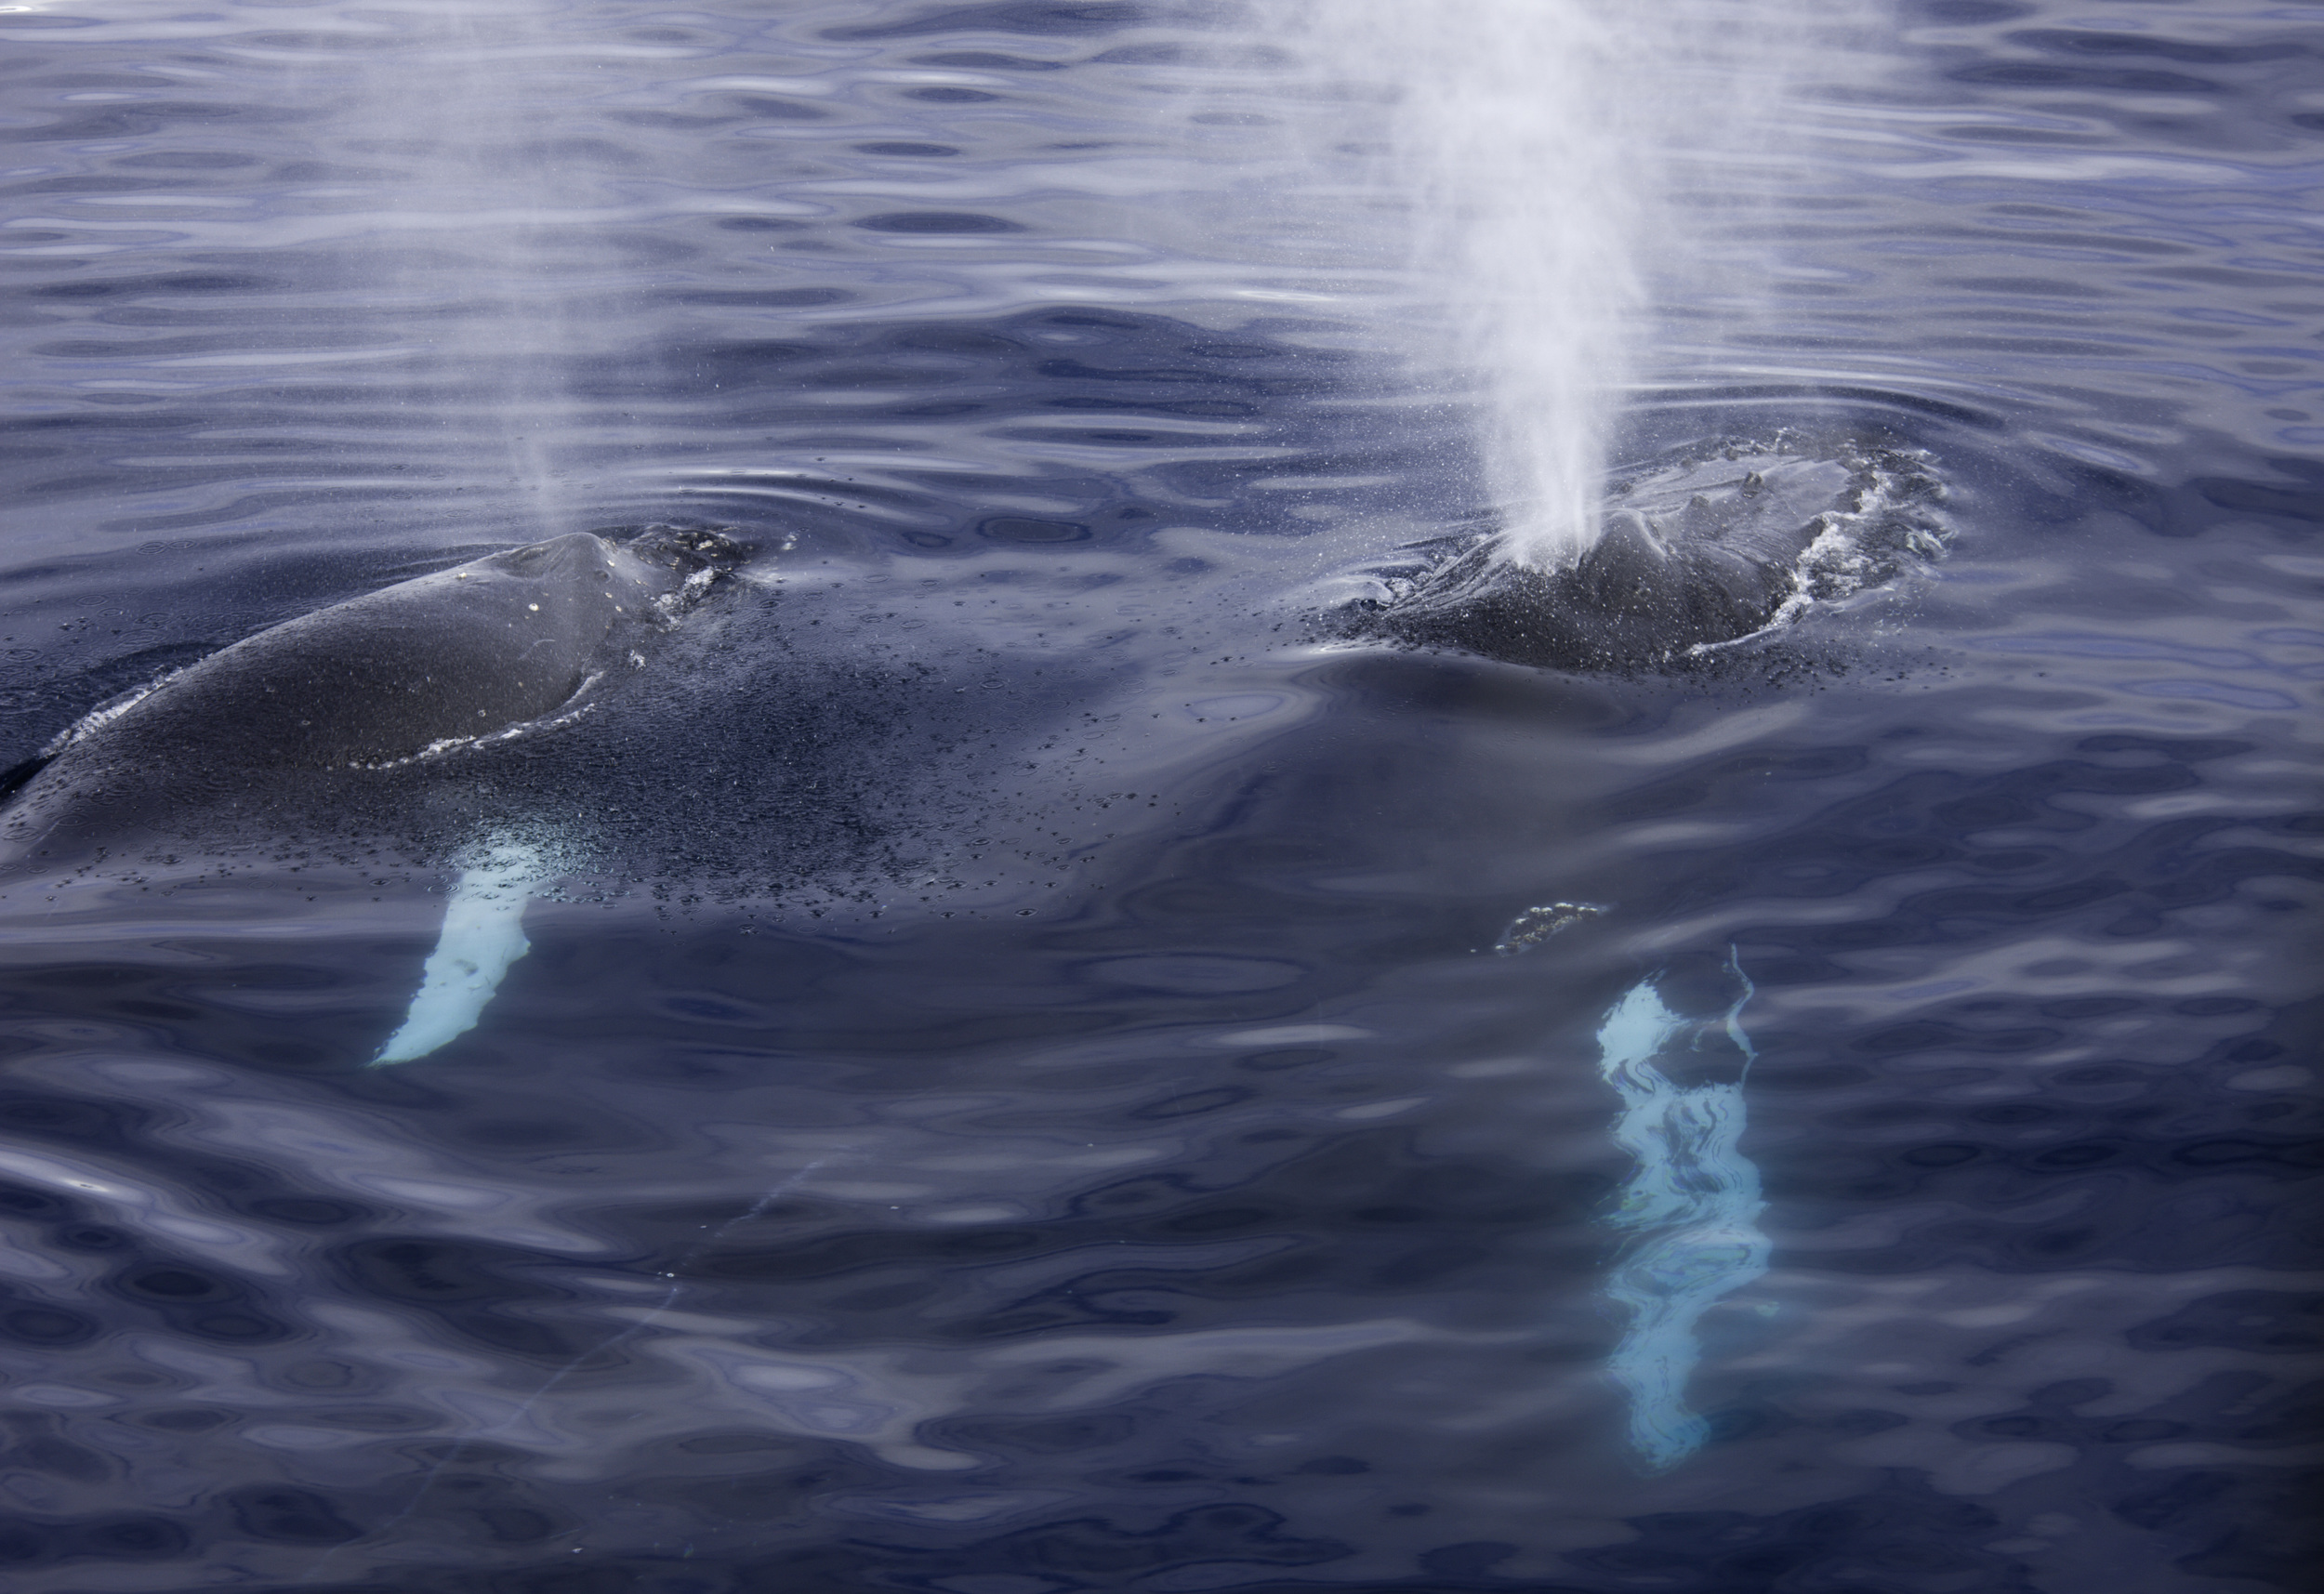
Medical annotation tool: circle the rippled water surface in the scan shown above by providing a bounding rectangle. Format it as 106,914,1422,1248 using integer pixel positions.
1,2,2318,1591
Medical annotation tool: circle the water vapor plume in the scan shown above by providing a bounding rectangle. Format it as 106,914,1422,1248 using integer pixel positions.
295,0,615,535
1247,0,1836,566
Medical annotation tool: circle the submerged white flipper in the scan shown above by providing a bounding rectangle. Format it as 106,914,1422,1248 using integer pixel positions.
374,843,544,1064
1595,960,1769,1472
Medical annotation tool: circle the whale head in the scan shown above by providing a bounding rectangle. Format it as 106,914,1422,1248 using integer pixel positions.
1338,437,1947,673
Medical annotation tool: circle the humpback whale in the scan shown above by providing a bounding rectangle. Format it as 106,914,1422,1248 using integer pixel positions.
0,524,746,1061
0,525,744,867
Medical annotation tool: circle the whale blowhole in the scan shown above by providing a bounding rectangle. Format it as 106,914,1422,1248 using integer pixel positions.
1338,433,1949,672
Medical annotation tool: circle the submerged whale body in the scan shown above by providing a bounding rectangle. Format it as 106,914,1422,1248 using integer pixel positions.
1350,437,1947,671
0,525,745,868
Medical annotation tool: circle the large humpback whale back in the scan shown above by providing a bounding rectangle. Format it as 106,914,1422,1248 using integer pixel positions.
0,525,744,869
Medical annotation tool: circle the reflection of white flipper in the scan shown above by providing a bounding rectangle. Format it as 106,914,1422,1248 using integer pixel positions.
1595,960,1768,1472
374,843,543,1065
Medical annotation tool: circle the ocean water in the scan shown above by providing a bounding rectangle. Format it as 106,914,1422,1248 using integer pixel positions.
0,3,2319,1592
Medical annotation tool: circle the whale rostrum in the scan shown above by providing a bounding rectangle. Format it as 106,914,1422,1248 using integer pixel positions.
1,525,746,866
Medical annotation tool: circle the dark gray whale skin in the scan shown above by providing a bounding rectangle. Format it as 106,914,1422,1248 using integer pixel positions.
0,527,742,869
1346,440,1946,673
1370,509,1797,672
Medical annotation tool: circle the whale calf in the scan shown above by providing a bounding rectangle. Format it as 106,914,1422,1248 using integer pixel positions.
0,525,744,867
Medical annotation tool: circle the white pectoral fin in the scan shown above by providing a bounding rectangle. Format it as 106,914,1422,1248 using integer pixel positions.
1594,958,1769,1473
373,844,543,1065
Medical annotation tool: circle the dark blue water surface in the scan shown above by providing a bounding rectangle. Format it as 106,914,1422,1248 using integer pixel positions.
1,2,2319,1591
